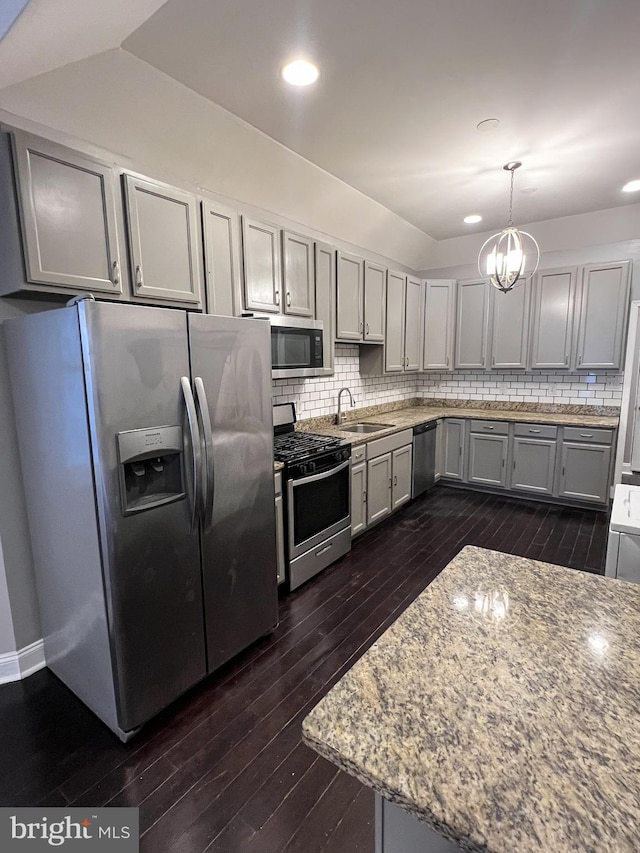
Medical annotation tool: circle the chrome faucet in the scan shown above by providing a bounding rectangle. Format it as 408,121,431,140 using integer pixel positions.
336,387,355,426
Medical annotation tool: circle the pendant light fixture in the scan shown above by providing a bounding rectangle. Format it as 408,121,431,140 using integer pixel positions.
477,161,540,293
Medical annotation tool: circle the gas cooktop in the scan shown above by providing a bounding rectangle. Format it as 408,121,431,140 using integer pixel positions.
273,430,344,463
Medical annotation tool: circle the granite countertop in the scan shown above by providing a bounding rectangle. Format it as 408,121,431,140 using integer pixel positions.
302,546,640,853
298,403,619,446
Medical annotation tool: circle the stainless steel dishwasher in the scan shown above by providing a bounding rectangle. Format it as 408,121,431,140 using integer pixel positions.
412,421,437,497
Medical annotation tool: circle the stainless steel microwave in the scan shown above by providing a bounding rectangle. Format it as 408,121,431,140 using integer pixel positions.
270,315,324,378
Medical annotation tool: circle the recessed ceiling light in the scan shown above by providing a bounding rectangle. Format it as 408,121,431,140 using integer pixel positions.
476,118,500,132
622,179,640,193
281,60,319,86
464,214,482,224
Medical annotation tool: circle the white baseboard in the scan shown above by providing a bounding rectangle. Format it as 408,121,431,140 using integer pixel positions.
0,639,45,684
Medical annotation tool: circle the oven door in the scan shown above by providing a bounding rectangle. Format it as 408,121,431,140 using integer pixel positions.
287,459,351,559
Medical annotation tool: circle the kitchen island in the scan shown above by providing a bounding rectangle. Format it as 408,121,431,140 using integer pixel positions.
302,546,640,852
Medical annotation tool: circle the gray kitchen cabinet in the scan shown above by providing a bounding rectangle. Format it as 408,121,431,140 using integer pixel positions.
404,277,423,371
529,267,577,369
241,216,282,313
423,279,456,370
442,418,465,480
455,280,489,369
282,230,315,317
489,280,530,369
201,199,242,317
558,427,613,504
574,261,631,370
274,472,286,585
315,241,336,374
468,428,508,488
511,437,556,494
434,420,443,481
364,261,386,342
10,130,124,297
384,270,406,372
336,251,364,341
351,457,368,537
367,452,393,525
391,444,413,509
124,173,202,306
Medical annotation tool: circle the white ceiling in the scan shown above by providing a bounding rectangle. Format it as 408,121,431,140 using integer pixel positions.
4,0,640,241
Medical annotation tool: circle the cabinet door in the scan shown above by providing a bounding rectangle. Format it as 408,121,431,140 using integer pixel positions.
529,268,576,369
468,434,508,487
242,216,281,313
434,421,443,480
275,493,286,584
367,453,392,525
442,419,465,480
455,280,489,368
404,277,423,371
559,442,611,504
282,230,315,317
364,261,386,342
315,242,336,374
385,271,405,372
490,282,530,368
511,438,556,494
351,461,367,537
392,445,413,509
202,199,242,317
423,280,456,370
575,262,631,370
124,174,202,305
336,251,363,340
12,130,123,295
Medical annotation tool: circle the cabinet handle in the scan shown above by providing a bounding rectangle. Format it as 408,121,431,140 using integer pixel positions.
111,260,120,286
580,433,593,438
366,323,369,334
286,291,291,306
492,356,495,366
394,475,398,486
388,477,392,489
360,322,364,334
446,356,449,367
502,458,505,468
529,428,541,434
459,446,462,456
564,353,569,365
275,290,280,305
135,264,143,288
562,466,566,476
363,490,367,502
484,425,495,430
578,354,583,365
513,459,516,470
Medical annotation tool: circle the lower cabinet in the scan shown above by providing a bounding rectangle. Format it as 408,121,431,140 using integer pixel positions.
274,472,286,585
350,431,414,537
468,432,508,488
511,437,556,494
442,418,465,480
558,437,612,504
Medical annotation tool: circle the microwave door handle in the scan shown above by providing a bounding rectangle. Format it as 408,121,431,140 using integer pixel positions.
181,376,203,531
290,458,350,487
194,376,215,530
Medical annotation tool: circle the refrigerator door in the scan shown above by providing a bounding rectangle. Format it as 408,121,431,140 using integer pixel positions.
188,314,278,672
79,301,207,733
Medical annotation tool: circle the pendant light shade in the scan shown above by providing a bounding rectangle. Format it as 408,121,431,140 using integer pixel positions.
478,162,540,293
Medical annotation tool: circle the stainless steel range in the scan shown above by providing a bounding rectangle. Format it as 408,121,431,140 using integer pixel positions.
273,403,351,590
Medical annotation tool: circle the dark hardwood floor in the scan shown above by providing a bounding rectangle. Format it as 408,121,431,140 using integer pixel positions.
0,486,608,851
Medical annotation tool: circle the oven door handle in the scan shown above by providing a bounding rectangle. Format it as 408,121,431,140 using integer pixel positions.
289,458,351,487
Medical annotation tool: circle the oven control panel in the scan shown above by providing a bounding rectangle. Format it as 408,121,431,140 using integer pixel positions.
288,446,350,479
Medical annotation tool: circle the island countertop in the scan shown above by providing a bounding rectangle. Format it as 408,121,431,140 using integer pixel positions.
301,546,640,852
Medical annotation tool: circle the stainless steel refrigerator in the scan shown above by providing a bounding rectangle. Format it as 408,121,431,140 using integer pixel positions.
6,300,278,741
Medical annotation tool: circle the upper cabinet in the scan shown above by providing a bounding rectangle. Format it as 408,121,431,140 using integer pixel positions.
404,277,423,371
384,271,405,372
123,174,202,306
201,199,242,317
423,279,456,370
282,230,315,317
241,216,282,313
529,268,577,369
336,251,364,341
360,272,422,376
9,130,124,297
455,279,489,369
363,261,386,342
489,281,530,369
314,242,336,375
574,261,630,370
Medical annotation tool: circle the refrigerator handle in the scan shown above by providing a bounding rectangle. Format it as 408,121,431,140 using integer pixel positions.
180,376,203,530
194,376,215,530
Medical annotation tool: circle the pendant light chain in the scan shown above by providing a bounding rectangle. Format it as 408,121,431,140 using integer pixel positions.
507,167,514,227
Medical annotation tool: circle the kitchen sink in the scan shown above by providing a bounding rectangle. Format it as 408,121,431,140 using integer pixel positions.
341,422,393,434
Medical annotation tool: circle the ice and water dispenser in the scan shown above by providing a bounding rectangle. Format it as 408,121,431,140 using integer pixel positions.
117,426,185,514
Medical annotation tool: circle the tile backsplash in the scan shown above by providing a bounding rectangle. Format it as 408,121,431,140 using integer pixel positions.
271,344,624,420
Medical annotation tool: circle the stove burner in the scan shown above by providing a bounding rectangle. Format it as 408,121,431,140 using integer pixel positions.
273,431,344,462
